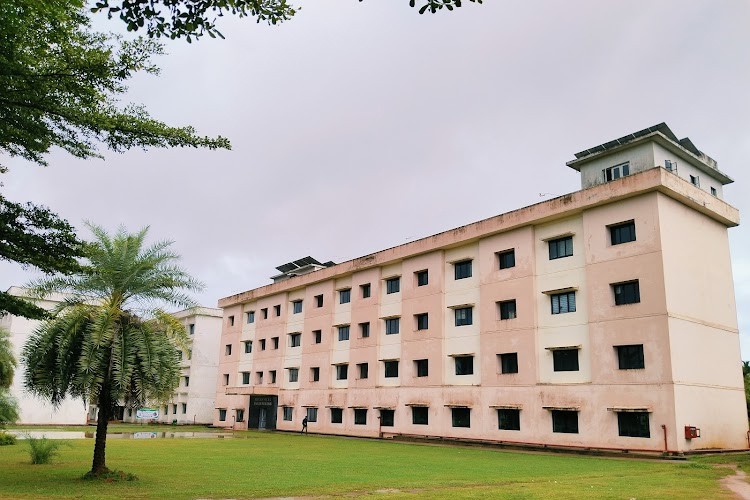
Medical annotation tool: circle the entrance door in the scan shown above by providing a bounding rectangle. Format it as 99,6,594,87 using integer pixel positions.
258,408,267,430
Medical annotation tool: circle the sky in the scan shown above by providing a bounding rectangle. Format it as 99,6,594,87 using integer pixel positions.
2,1,749,354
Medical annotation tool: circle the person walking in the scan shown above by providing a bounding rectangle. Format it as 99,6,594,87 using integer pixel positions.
301,416,308,434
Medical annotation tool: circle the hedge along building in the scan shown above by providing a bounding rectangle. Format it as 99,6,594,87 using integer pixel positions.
214,124,747,452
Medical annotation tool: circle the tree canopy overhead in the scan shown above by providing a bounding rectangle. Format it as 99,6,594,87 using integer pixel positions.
0,0,230,172
92,0,484,41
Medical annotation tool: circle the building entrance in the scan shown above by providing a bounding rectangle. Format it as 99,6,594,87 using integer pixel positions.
248,395,277,430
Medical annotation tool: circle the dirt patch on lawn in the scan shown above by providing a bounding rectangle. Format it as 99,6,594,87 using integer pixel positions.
718,465,750,499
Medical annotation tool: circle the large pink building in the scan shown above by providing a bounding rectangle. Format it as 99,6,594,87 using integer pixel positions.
214,124,747,452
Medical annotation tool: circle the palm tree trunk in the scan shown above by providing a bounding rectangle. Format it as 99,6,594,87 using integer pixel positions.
91,379,112,475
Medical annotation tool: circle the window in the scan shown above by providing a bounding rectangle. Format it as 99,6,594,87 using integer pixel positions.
451,407,471,428
361,283,371,298
385,317,400,335
357,363,369,379
618,412,650,438
289,333,301,347
260,339,266,350
498,300,517,320
690,174,700,187
272,337,279,349
384,360,399,378
235,409,244,422
283,407,293,421
164,405,169,416
223,373,229,385
610,220,636,245
269,370,276,384
242,371,250,384
354,408,367,425
552,410,578,433
292,300,303,314
380,409,394,427
412,406,428,425
416,313,429,331
497,409,520,431
454,260,472,280
218,409,227,421
603,162,630,182
177,350,183,361
337,325,350,341
288,368,299,383
313,330,322,344
359,322,370,338
454,355,474,375
330,408,343,424
386,277,400,294
246,311,255,324
336,364,348,380
188,323,195,335
665,159,675,172
310,367,320,382
415,359,428,377
182,403,187,414
225,344,232,356
274,305,281,316
244,341,252,353
613,281,640,305
228,315,235,326
416,270,429,286
550,291,576,314
261,308,268,319
256,371,263,384
499,353,518,374
553,349,579,372
498,249,516,269
184,376,189,387
616,344,645,370
711,186,717,196
315,294,324,307
454,307,473,326
306,407,318,422
187,349,192,360
548,236,573,260
173,404,177,414
339,289,351,304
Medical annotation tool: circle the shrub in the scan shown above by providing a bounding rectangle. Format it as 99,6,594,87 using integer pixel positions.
25,435,67,464
0,432,16,446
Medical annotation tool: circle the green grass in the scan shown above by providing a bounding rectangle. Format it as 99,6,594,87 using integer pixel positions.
0,431,742,499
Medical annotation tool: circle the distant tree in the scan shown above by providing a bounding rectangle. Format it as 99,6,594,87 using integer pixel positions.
23,225,200,476
92,0,484,41
0,328,20,429
743,361,750,417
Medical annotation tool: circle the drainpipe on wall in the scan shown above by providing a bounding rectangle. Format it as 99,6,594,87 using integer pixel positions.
661,425,669,454
378,416,382,439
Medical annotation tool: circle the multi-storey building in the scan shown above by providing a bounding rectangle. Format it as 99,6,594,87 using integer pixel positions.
123,307,222,425
1,286,89,424
214,123,747,452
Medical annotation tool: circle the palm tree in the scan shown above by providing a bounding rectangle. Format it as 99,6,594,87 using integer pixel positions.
22,225,201,475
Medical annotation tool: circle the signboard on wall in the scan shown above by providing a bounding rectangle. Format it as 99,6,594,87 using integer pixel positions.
136,408,159,419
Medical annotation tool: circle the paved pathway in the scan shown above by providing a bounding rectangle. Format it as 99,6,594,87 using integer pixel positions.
720,465,750,499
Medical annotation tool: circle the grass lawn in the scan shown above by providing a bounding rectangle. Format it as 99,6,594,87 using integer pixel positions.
0,431,742,499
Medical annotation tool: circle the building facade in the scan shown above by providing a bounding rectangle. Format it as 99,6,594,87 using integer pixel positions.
123,307,222,425
1,287,89,425
214,124,747,452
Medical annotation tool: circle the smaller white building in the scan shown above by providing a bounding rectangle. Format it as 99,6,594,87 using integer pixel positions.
123,307,222,425
1,286,89,425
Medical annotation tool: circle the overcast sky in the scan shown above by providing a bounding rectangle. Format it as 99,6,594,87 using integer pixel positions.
2,1,749,355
